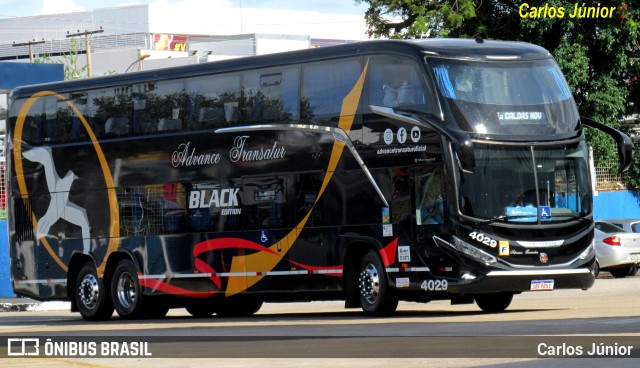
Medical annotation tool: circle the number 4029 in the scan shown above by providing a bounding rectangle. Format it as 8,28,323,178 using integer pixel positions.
469,231,498,248
420,279,448,291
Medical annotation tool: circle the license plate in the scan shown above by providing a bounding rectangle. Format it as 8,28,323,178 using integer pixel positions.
531,280,554,291
630,254,640,261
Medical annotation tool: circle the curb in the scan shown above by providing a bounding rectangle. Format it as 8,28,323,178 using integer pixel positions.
0,301,70,312
0,302,38,312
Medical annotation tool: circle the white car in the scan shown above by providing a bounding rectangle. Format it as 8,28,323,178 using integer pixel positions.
594,221,640,278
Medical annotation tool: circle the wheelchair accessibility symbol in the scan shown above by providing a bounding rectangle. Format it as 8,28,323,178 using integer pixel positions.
539,206,551,221
260,230,269,244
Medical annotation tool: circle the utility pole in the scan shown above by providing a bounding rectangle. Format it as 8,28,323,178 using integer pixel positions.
12,39,45,63
66,26,104,78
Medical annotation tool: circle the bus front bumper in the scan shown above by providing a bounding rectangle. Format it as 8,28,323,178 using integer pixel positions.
452,267,596,294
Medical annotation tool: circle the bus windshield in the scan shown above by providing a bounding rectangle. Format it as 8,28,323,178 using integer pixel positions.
458,141,591,223
430,58,580,138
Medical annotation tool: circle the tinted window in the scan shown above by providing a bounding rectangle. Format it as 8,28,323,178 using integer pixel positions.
186,73,241,129
243,66,299,124
429,57,579,138
149,80,187,133
595,222,626,233
88,86,132,139
243,176,288,229
301,58,362,123
367,55,434,115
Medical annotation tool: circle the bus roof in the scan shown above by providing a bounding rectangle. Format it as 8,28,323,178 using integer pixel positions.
10,38,550,98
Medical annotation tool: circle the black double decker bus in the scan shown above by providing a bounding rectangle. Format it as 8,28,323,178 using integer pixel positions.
6,39,631,320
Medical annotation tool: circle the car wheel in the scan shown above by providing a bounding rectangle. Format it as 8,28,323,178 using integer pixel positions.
609,266,632,278
593,261,600,278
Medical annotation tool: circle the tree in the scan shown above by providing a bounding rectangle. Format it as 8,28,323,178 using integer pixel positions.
34,38,88,80
359,0,639,185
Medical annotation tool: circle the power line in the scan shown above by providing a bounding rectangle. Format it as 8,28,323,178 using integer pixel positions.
66,26,103,77
12,38,45,62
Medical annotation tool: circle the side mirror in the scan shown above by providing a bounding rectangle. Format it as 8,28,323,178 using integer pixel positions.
581,116,633,172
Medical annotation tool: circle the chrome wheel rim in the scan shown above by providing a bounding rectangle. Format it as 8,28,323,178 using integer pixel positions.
116,271,137,311
78,273,99,310
359,263,380,305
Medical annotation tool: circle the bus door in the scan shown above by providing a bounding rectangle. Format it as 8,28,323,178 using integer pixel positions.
412,165,454,276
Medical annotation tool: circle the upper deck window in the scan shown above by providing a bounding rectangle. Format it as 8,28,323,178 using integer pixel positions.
429,57,579,138
301,58,362,123
366,55,434,115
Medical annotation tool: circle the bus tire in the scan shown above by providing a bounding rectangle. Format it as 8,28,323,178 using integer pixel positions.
75,262,114,321
475,292,513,313
185,301,216,318
111,259,145,319
215,296,263,317
358,249,398,316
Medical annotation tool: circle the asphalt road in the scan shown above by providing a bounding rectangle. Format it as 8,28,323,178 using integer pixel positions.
1,276,639,367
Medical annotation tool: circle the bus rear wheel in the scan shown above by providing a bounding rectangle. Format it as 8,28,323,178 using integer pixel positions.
111,259,146,319
75,262,114,321
357,249,397,316
475,292,513,313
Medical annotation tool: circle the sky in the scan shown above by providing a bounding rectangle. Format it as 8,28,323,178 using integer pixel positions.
0,0,373,40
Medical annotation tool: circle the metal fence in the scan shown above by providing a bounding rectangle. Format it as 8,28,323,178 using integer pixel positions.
595,161,626,191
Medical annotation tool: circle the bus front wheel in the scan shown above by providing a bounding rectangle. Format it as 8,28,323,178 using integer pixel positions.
475,292,513,313
75,262,114,321
358,249,398,316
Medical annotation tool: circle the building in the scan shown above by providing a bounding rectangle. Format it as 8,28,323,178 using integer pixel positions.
0,4,362,76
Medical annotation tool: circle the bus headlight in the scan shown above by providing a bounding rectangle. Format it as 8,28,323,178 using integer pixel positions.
452,236,497,265
580,240,595,260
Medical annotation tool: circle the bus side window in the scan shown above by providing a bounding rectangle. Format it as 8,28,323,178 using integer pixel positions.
243,177,288,229
89,86,133,139
42,96,57,143
154,80,186,133
20,98,43,144
301,58,361,124
367,56,434,115
295,173,323,227
242,67,299,124
415,167,446,225
187,74,241,130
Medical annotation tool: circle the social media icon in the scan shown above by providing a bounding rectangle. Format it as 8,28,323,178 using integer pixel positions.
397,128,407,144
383,128,393,145
411,126,421,143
